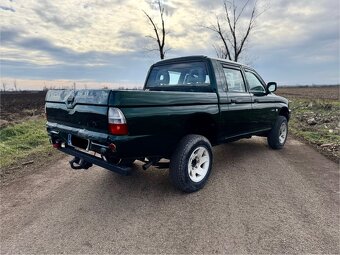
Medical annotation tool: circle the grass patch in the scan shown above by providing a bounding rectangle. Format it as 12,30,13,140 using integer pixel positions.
289,98,339,160
0,118,51,168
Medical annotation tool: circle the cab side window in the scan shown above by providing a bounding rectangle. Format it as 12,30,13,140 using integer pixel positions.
245,71,265,93
223,67,246,92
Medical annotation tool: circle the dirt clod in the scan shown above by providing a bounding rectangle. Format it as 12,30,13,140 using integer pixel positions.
307,117,317,125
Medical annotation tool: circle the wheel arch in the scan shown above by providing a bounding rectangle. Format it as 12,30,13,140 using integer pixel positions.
186,113,218,145
279,106,290,122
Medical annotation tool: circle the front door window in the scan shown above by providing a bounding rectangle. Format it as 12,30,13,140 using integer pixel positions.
245,71,265,93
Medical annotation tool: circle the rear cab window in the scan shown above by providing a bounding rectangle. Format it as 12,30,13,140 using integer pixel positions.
222,67,246,93
145,61,212,92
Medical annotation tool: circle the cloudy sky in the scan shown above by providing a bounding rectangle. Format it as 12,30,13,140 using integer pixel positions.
0,0,339,90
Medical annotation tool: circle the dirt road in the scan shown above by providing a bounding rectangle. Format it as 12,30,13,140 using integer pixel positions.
1,137,339,254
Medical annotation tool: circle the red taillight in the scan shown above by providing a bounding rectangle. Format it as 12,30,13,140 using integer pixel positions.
108,108,128,135
108,123,128,135
109,143,117,152
53,142,61,148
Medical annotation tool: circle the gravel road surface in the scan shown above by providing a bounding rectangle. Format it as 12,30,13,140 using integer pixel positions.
1,137,339,254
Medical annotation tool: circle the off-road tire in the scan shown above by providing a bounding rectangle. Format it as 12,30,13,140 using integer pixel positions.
170,135,213,193
267,116,288,149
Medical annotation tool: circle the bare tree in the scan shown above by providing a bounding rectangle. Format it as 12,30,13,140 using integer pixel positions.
143,0,167,59
2,82,6,91
207,0,264,62
13,80,17,91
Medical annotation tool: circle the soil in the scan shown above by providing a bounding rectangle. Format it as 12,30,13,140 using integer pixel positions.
277,85,339,100
0,149,65,186
277,86,339,163
0,91,47,126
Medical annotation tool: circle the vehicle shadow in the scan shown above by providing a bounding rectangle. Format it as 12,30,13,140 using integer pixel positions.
98,137,270,197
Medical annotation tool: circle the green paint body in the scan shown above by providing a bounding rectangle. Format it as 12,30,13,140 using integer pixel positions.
46,56,289,159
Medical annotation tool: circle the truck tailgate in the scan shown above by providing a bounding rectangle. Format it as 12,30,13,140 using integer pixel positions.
45,90,110,133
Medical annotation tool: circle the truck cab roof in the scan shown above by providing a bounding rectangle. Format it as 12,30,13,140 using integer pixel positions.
153,55,253,70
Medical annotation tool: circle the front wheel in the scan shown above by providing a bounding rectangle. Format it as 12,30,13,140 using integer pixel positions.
170,135,213,193
267,116,288,149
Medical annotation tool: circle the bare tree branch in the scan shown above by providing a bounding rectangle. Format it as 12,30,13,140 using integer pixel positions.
237,3,256,59
146,48,161,52
217,19,232,60
207,0,264,62
143,0,167,59
235,0,251,22
145,35,157,40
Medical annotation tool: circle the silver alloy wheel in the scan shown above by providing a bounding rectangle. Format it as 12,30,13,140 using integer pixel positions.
187,146,210,183
279,122,287,144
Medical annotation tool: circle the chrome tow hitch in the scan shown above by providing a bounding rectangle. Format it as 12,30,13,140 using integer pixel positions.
69,157,93,170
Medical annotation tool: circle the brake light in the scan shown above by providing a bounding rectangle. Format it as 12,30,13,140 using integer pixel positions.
53,142,61,148
108,108,128,135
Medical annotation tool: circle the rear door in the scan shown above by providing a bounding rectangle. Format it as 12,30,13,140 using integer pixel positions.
219,65,253,137
243,69,277,131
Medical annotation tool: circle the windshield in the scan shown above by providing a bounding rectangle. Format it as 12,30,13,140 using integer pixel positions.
145,61,211,91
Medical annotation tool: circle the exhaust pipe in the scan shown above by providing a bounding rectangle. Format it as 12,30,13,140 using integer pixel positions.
142,160,153,170
69,157,93,170
142,157,161,170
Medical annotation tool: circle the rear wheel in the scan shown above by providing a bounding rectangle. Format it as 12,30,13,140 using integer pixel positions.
170,135,213,193
267,116,288,149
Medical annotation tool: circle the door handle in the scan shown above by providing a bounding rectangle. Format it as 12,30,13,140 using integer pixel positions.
230,99,238,103
254,99,259,103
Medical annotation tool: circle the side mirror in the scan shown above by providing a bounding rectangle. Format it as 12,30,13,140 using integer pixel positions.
266,82,277,93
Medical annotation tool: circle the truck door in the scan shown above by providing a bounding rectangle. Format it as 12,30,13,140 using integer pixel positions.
243,69,277,131
219,65,253,138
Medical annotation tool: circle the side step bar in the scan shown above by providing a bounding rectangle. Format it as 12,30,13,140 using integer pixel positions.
58,146,132,176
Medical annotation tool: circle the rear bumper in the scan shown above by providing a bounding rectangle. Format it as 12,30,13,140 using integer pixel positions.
47,121,109,143
58,146,132,175
46,121,169,158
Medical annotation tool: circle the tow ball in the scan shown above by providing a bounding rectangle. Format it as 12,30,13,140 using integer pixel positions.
69,157,93,170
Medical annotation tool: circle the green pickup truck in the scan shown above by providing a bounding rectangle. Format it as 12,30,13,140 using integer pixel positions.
46,56,290,192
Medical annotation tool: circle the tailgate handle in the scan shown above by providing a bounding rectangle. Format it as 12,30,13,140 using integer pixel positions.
65,93,76,108
67,95,75,103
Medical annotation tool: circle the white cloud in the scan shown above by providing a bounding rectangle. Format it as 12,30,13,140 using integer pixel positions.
0,0,339,85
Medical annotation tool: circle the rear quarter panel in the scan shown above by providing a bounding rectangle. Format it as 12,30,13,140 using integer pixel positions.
109,91,219,157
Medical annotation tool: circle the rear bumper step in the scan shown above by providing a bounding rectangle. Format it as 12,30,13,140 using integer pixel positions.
58,146,131,175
